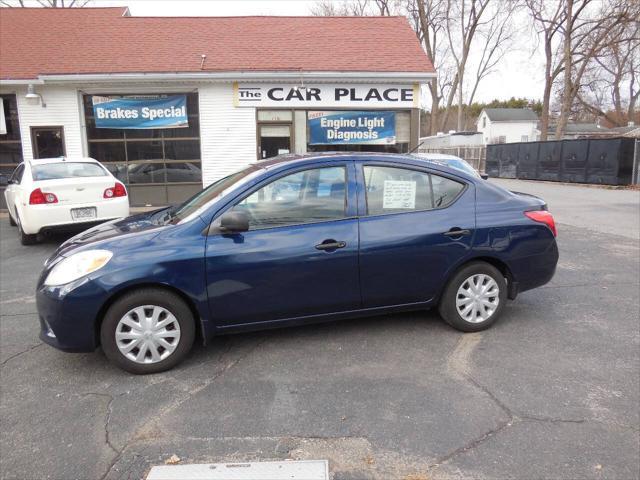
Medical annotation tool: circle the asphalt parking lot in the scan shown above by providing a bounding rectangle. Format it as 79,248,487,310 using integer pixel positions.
1,179,638,480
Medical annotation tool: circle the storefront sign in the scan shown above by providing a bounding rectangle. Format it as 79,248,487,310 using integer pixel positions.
234,83,418,108
92,95,188,129
308,111,396,145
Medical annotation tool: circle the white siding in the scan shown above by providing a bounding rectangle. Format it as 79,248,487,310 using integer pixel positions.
198,83,256,186
12,85,84,161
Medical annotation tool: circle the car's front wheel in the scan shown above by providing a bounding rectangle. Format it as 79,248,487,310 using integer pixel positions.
100,288,196,374
438,261,507,332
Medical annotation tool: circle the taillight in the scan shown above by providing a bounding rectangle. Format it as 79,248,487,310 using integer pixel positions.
29,188,58,205
525,210,557,237
104,183,127,198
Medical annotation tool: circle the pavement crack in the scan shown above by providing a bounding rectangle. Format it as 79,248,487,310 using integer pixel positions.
98,338,267,480
519,414,585,424
80,392,118,455
430,418,513,469
0,311,39,317
0,343,43,366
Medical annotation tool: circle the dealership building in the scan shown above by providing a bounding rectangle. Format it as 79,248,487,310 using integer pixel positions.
0,7,435,206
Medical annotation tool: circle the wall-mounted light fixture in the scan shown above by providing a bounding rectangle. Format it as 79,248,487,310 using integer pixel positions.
25,84,46,107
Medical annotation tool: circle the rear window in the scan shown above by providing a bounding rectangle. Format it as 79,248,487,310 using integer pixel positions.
31,162,107,181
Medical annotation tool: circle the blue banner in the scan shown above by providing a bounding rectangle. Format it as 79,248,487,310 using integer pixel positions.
92,95,188,129
308,111,396,145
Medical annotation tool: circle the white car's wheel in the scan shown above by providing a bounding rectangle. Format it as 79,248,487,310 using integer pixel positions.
16,210,38,245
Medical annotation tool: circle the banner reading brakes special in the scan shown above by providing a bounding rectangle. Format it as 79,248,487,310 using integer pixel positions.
92,95,188,129
308,111,396,145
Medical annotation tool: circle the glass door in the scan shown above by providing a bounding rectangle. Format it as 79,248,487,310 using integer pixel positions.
258,124,292,159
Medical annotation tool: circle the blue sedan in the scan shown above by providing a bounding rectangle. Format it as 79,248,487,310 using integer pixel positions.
36,153,558,374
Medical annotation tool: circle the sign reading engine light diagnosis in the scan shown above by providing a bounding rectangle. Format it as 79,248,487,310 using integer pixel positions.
308,111,396,145
92,95,188,129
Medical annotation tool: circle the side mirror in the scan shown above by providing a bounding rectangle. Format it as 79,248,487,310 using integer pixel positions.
480,173,489,180
218,210,249,234
0,175,8,187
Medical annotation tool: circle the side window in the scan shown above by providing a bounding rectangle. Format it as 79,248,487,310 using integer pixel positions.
431,173,464,208
232,166,347,229
363,165,432,215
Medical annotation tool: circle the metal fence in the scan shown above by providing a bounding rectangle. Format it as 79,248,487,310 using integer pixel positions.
417,146,487,174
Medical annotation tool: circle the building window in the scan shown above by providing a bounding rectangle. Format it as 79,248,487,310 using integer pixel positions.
498,136,506,144
83,93,201,186
521,135,528,142
0,94,23,176
482,116,486,128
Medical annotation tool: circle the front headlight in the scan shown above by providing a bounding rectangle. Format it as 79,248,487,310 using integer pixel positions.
44,249,113,286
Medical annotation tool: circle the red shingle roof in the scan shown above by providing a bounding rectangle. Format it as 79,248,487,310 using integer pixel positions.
0,8,434,80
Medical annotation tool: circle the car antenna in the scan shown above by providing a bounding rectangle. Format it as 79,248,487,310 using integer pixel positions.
409,141,424,154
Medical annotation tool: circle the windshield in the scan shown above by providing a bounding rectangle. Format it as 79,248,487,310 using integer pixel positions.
32,162,108,181
446,158,480,178
170,164,263,222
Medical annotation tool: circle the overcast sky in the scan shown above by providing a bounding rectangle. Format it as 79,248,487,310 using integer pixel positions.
75,0,545,105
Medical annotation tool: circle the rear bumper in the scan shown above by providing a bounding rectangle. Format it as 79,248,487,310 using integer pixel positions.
510,240,559,294
20,198,129,235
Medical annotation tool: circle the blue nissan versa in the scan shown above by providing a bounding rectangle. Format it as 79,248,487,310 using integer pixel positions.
36,153,558,374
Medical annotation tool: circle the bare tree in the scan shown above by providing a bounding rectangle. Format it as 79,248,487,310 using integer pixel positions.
575,17,640,126
409,0,451,134
445,0,508,132
525,0,566,140
0,0,91,6
552,0,636,137
310,0,382,16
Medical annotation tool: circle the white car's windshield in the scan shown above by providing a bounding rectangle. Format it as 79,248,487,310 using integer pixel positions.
32,162,107,181
446,158,480,178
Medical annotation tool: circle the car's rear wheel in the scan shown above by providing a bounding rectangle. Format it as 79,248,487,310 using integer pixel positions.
438,261,507,332
100,288,196,374
16,211,38,245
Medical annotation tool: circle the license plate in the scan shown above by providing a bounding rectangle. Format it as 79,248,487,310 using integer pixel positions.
71,207,97,221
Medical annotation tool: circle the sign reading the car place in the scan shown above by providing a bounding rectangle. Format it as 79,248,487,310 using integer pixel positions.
308,111,396,145
92,95,188,129
234,83,418,108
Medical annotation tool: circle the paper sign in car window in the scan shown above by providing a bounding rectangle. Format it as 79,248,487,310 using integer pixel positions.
383,180,416,209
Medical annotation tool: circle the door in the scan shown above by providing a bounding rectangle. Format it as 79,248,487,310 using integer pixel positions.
357,163,476,307
205,163,360,327
31,126,65,159
258,124,292,159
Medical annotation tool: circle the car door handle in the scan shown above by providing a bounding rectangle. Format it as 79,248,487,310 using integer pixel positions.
443,228,471,237
315,240,347,251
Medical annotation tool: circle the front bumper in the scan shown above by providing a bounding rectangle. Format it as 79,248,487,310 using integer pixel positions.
36,276,110,353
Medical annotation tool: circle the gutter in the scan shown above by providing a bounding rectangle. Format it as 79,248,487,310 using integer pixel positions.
1,70,436,86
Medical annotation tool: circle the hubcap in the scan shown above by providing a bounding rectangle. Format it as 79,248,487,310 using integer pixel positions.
455,274,500,323
115,305,181,364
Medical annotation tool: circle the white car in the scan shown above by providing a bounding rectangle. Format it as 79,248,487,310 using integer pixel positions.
3,157,130,245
